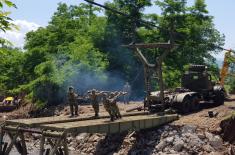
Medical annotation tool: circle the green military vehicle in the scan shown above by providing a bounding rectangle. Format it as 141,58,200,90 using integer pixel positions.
147,65,225,113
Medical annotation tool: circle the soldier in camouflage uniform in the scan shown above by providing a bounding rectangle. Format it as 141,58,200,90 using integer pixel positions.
88,89,103,118
101,91,124,121
102,93,115,121
67,86,78,117
109,92,123,119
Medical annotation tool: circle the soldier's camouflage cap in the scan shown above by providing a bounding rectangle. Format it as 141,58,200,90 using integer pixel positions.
68,86,74,90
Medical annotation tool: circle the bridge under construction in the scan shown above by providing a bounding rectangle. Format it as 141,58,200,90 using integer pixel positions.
0,112,178,155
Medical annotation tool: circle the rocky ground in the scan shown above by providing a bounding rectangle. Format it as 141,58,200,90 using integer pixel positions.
10,124,235,155
1,97,235,155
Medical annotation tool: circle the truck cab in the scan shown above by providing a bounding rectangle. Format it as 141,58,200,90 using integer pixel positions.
182,65,213,92
182,65,225,105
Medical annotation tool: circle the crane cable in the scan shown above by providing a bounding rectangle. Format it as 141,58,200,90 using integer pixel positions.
83,0,163,30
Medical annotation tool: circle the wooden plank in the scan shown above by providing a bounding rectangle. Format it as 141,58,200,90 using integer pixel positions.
19,132,27,155
39,135,45,155
41,115,151,130
63,136,69,155
120,122,132,132
40,114,178,133
132,120,140,131
49,138,62,155
5,111,148,127
109,123,120,134
98,124,109,133
4,114,178,135
0,131,4,155
5,132,20,155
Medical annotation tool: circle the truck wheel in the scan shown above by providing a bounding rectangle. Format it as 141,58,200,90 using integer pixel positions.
180,96,191,114
191,96,200,111
213,91,224,106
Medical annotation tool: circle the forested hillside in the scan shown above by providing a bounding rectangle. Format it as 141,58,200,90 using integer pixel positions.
0,0,225,106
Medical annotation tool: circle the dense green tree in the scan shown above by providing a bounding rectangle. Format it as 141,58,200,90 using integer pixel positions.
155,0,224,66
136,0,224,88
0,0,16,32
0,48,25,96
0,0,17,46
0,1,226,106
21,3,108,105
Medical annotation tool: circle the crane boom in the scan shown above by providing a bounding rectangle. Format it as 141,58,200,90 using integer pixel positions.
220,49,235,86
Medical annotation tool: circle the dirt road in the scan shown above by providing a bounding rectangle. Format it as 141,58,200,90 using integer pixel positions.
173,96,235,132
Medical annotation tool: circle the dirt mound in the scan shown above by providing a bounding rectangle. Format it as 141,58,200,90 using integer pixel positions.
220,112,235,144
0,102,32,122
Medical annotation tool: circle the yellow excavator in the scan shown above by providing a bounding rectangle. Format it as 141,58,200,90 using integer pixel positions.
220,48,235,86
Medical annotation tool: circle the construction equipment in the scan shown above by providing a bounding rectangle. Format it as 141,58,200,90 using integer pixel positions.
0,97,20,112
220,48,235,86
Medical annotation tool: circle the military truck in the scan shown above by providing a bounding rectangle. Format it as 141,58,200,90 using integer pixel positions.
147,65,225,113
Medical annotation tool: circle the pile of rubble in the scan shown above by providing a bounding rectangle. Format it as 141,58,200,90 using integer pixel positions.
8,123,234,155
63,124,233,155
220,112,235,144
153,125,225,155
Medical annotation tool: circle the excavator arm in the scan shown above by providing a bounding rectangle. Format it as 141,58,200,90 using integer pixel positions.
220,49,235,86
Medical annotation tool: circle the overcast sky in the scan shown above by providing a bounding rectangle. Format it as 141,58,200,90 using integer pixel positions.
0,0,234,61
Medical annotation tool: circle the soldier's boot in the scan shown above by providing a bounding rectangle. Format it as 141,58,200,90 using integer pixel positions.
69,105,74,117
114,108,121,119
118,111,122,118
116,114,122,119
110,115,114,122
93,104,99,118
74,105,79,116
115,114,119,119
95,113,99,118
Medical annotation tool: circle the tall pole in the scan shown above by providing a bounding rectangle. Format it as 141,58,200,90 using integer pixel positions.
157,21,175,104
157,58,164,103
